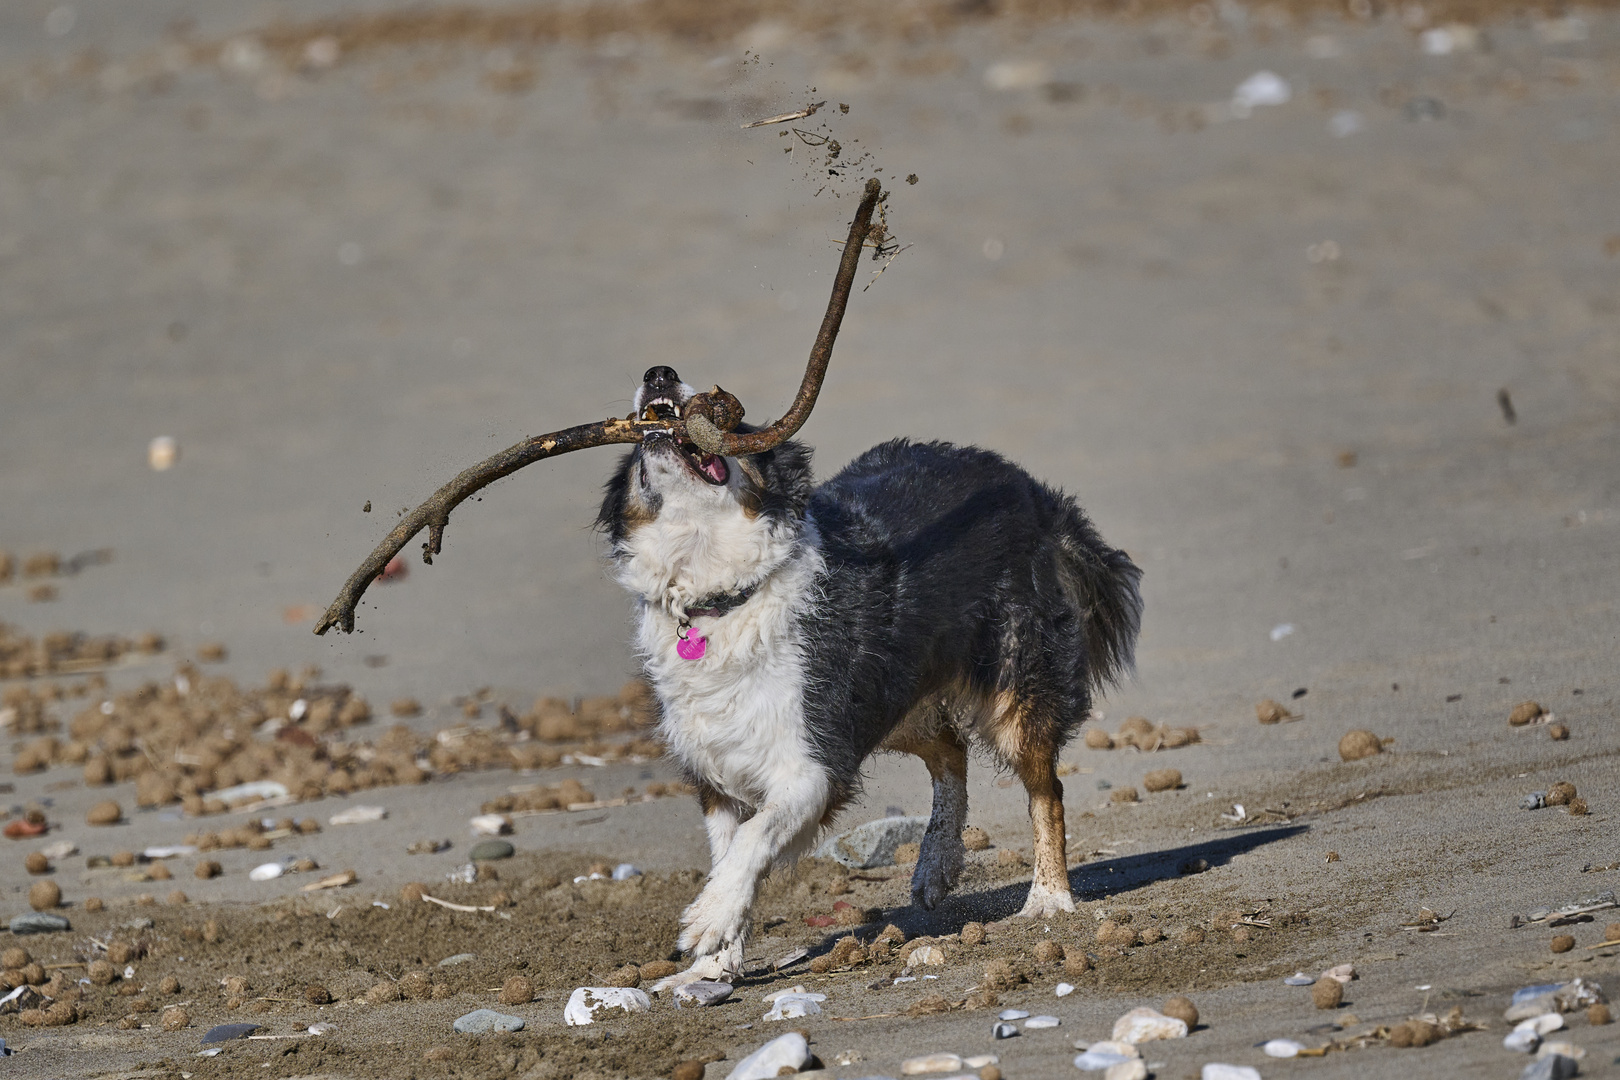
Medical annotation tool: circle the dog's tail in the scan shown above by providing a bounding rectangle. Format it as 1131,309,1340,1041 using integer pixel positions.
1052,505,1143,693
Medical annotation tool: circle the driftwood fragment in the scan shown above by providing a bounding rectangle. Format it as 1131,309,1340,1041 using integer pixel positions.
314,177,884,636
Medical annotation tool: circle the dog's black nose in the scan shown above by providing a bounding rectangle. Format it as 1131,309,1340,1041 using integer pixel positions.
643,366,682,388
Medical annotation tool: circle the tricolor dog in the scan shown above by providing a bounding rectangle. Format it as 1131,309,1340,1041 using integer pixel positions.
598,365,1142,984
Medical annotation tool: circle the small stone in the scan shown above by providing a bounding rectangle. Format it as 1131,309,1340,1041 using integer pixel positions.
962,826,991,851
961,921,986,946
1510,701,1545,726
1110,786,1140,804
993,1022,1020,1039
1255,698,1293,724
498,976,533,1005
1338,730,1382,761
1162,995,1198,1028
1588,1003,1611,1025
1112,1006,1188,1043
161,1006,190,1031
563,986,650,1025
201,1021,262,1044
1522,792,1549,811
28,880,61,911
813,815,929,869
1550,935,1575,954
611,863,641,880
1025,1014,1061,1028
1312,977,1344,1009
86,800,123,826
9,913,68,939
1200,1067,1261,1080
1073,1041,1141,1071
999,1008,1029,1021
1263,1039,1305,1057
901,1052,964,1074
1143,768,1182,792
469,839,514,861
674,980,733,1006
1056,982,1075,996
452,1008,525,1034
726,1032,810,1080
1521,1054,1579,1080
248,863,283,882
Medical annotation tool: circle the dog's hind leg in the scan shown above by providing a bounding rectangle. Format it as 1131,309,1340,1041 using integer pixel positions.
1012,736,1075,918
890,729,969,910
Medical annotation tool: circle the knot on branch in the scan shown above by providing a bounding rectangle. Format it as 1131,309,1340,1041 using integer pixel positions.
683,385,744,454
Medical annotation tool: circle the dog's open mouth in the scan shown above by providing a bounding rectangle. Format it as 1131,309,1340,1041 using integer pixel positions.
642,398,729,485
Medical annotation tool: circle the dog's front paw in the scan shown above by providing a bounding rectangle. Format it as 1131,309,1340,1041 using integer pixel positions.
1015,879,1077,919
677,885,748,957
909,838,965,910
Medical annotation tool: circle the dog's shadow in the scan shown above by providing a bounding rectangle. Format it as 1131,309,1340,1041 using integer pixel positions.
846,824,1307,943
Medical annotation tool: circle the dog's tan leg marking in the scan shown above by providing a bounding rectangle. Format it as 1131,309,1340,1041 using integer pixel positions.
1005,706,1076,919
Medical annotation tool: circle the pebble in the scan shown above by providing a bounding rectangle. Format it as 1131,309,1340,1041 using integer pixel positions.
1112,1006,1188,1043
1073,1043,1139,1071
1262,1039,1304,1057
1311,978,1343,1009
1522,793,1548,811
452,1008,525,1034
1505,1028,1543,1054
468,840,514,861
901,1053,963,1074
211,781,288,805
764,992,825,1020
999,1009,1029,1021
726,1032,810,1080
1202,1067,1262,1080
1337,730,1382,761
993,1022,1020,1039
1521,1055,1579,1080
438,953,478,967
674,980,733,1006
9,913,70,935
329,805,386,826
200,1022,261,1043
27,880,61,911
564,986,650,1025
1162,996,1199,1028
1024,1015,1061,1029
469,814,510,835
612,863,642,880
1055,983,1075,997
963,1055,999,1069
814,815,929,869
248,863,284,882
1283,973,1315,986
1104,1062,1148,1080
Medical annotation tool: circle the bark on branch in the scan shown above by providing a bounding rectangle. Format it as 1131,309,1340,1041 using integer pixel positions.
314,177,884,636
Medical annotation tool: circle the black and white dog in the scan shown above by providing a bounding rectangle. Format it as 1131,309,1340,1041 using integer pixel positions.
598,366,1142,985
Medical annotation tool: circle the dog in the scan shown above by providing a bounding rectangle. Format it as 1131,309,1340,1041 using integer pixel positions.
598,365,1142,985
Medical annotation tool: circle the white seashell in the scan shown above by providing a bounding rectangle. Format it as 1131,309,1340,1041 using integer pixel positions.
468,813,508,835
328,805,386,826
1263,1039,1305,1057
1055,982,1075,997
563,986,650,1026
1112,1007,1189,1044
248,862,284,881
906,944,946,967
1517,1014,1566,1036
963,1055,998,1069
1203,1066,1262,1080
1320,963,1355,984
725,1033,810,1080
1504,1028,1542,1053
999,1009,1030,1021
763,992,824,1021
900,1052,963,1074
1025,1015,1061,1028
1283,973,1315,986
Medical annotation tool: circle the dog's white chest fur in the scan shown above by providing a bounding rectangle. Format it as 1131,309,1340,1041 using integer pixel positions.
616,496,824,809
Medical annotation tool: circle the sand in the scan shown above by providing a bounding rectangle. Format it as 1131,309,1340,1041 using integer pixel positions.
1,1,1618,1077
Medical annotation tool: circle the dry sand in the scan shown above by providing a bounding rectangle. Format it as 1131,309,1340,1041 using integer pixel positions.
1,1,1617,1077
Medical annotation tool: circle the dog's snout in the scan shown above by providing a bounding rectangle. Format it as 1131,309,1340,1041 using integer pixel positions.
643,366,682,388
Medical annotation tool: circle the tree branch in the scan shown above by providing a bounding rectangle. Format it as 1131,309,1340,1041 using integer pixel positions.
314,177,887,636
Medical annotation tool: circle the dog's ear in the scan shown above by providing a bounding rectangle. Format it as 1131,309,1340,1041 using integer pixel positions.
596,448,642,547
749,439,814,522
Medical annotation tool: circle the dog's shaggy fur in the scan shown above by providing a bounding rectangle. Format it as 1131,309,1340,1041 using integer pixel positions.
598,367,1142,983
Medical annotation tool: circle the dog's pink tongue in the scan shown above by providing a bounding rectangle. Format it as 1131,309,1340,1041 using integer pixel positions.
700,454,728,484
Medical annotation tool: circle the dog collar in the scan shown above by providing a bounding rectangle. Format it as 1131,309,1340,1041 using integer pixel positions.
684,583,759,620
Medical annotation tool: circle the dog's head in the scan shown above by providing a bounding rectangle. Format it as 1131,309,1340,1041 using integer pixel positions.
596,366,814,552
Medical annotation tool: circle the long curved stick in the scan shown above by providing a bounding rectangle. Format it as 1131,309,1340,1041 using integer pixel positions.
314,177,885,636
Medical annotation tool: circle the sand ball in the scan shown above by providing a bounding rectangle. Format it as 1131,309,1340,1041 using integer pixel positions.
1162,995,1199,1028
1143,768,1182,793
499,976,534,1005
1337,730,1382,761
87,800,123,826
1551,935,1575,954
28,880,61,911
1312,977,1343,1009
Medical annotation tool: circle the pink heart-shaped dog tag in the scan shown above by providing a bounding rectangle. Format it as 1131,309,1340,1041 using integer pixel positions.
676,631,707,660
